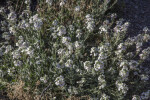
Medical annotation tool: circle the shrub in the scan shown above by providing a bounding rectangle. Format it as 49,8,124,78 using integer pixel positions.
0,0,150,100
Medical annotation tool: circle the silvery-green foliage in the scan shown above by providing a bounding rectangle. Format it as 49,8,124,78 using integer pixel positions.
0,0,150,100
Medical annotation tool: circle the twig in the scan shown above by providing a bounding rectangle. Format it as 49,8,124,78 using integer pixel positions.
15,0,20,11
39,82,51,100
19,0,25,13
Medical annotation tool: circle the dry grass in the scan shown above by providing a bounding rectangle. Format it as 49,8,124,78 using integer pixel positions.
5,80,92,100
6,80,40,100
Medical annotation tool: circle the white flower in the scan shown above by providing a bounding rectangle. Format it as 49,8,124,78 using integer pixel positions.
85,14,91,20
98,75,106,89
19,20,29,29
8,11,16,21
111,13,117,19
140,74,149,81
29,14,43,30
85,14,95,32
99,26,108,34
118,43,126,51
98,44,110,52
100,93,110,100
34,19,43,30
76,29,82,39
62,37,71,45
25,0,31,4
52,20,58,26
129,60,139,70
116,81,128,95
84,61,91,72
67,43,73,51
14,60,22,66
2,32,11,40
65,59,73,67
74,41,82,49
98,52,107,60
19,42,28,51
57,49,64,55
69,25,74,31
9,27,16,34
40,75,48,83
46,0,53,6
87,22,95,32
139,47,150,60
90,47,98,56
77,78,85,84
136,42,143,49
143,27,149,33
57,26,66,36
132,95,141,100
120,60,129,68
143,34,150,42
5,45,13,54
52,32,57,38
55,75,65,87
60,0,66,7
126,52,134,58
75,6,80,12
25,46,34,58
12,50,21,59
140,90,150,100
119,66,129,81
68,86,78,94
94,60,104,72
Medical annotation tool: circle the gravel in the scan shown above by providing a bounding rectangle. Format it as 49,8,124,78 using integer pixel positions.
123,0,150,37
123,0,150,70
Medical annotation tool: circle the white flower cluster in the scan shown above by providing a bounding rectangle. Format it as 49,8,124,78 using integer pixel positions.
8,11,17,22
62,36,71,45
140,90,150,100
94,60,104,72
18,20,30,29
74,6,80,12
125,33,150,47
55,75,65,87
25,0,31,4
132,95,141,100
114,19,129,34
139,47,150,60
65,59,73,67
46,0,53,6
68,86,78,94
40,75,48,83
0,2,150,99
100,93,110,100
29,14,43,30
116,81,128,95
57,25,67,36
15,36,34,58
76,29,82,39
115,43,126,58
4,45,13,54
84,61,91,72
99,20,110,34
98,75,106,89
129,60,139,70
60,0,66,7
98,43,111,60
140,74,149,82
90,47,98,57
86,14,95,32
119,66,129,81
